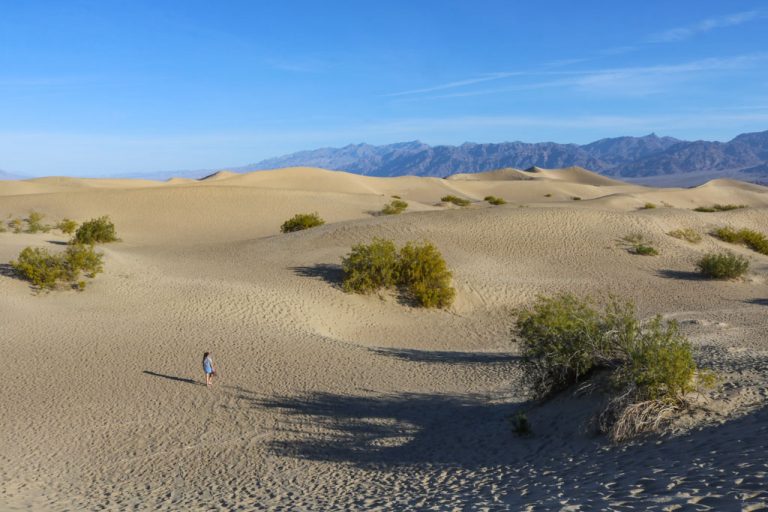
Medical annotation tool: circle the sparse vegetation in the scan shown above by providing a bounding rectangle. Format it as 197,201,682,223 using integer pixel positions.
484,195,507,205
441,195,471,207
693,204,746,212
280,212,325,233
640,202,656,210
9,244,104,291
25,211,49,233
633,244,659,256
391,195,401,199
56,219,79,235
667,228,702,244
711,226,768,255
510,411,532,436
73,216,119,244
515,294,710,441
621,233,658,256
696,251,749,279
572,196,582,201
341,238,455,308
9,218,23,233
381,199,409,215
544,193,552,198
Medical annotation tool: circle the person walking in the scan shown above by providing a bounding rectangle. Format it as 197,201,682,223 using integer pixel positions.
202,352,216,387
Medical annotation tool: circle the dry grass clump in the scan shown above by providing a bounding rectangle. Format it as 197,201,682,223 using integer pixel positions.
25,211,51,233
693,204,746,212
441,195,471,207
667,228,702,244
621,233,659,256
515,294,710,441
280,212,325,233
711,226,768,255
381,199,408,215
56,219,79,235
10,244,104,291
9,218,24,233
484,195,507,205
640,202,656,210
341,238,455,308
696,251,749,279
73,216,119,244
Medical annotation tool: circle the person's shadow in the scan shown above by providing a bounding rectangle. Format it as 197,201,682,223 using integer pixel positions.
142,370,199,385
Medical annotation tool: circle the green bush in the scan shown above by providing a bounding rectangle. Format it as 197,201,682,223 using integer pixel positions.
633,244,658,256
515,294,704,441
693,204,746,212
640,202,656,210
510,411,532,436
696,251,749,279
484,195,507,205
280,212,325,233
544,193,552,198
10,244,104,290
341,238,399,294
622,233,658,255
73,216,119,244
10,247,66,290
441,195,470,207
711,226,768,255
56,219,79,235
397,241,455,308
667,228,702,244
572,196,582,201
381,199,408,215
25,211,47,233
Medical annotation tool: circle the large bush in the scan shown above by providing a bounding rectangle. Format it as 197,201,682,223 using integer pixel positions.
515,294,705,441
280,212,325,233
696,251,749,279
711,226,768,255
398,241,455,308
381,199,408,215
73,216,118,244
341,239,455,308
341,238,399,294
10,245,103,291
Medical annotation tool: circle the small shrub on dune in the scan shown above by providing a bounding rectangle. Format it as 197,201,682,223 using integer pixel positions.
73,216,119,244
341,238,399,294
516,294,707,441
633,244,658,256
441,195,471,207
391,195,401,199
640,202,656,210
693,204,746,213
280,212,325,233
544,193,552,198
56,219,79,235
711,226,768,255
381,199,408,215
397,241,455,308
25,211,48,233
621,233,658,256
572,196,582,201
696,251,749,279
484,195,507,205
667,228,701,244
9,218,23,233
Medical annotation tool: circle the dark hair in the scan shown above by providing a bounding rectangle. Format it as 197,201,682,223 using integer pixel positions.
203,352,209,361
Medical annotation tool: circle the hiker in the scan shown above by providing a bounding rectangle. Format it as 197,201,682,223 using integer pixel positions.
203,352,216,387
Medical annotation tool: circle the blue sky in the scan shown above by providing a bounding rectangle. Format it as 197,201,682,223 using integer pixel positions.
1,0,768,176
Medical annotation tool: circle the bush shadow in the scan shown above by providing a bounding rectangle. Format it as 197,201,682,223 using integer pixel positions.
0,263,19,279
656,269,706,281
371,347,522,365
290,264,345,288
746,298,768,306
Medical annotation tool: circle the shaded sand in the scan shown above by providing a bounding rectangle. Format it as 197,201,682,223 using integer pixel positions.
1,167,767,510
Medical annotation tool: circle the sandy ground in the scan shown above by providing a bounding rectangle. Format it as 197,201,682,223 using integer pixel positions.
1,166,767,511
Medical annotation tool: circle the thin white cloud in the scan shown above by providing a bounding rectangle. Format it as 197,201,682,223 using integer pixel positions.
648,10,764,43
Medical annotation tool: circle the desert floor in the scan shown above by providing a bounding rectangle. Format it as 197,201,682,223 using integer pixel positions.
1,167,767,511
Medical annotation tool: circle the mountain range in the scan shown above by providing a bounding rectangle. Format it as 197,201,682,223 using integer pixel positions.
241,130,768,186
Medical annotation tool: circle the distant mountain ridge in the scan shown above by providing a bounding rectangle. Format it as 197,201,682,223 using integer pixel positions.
242,130,768,183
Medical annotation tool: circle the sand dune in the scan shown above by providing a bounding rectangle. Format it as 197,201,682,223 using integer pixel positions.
1,167,767,510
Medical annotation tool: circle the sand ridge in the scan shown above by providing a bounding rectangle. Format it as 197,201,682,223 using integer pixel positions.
1,167,767,510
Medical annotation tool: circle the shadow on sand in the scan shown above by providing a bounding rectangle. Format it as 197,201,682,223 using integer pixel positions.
0,263,18,279
746,298,768,306
290,264,344,288
371,347,522,365
656,269,706,281
142,370,199,385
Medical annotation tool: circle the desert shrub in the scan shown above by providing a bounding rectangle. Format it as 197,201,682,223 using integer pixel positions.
9,218,23,233
73,216,118,244
711,226,768,255
667,228,701,244
25,211,47,233
391,195,401,199
381,199,408,215
280,212,325,233
544,193,552,197
397,241,455,308
10,247,66,290
621,233,658,255
633,244,658,256
696,251,749,279
516,294,703,441
10,244,104,290
441,195,470,207
693,204,746,212
510,411,532,436
341,238,399,294
572,196,582,201
640,202,656,210
484,195,507,205
56,219,79,235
